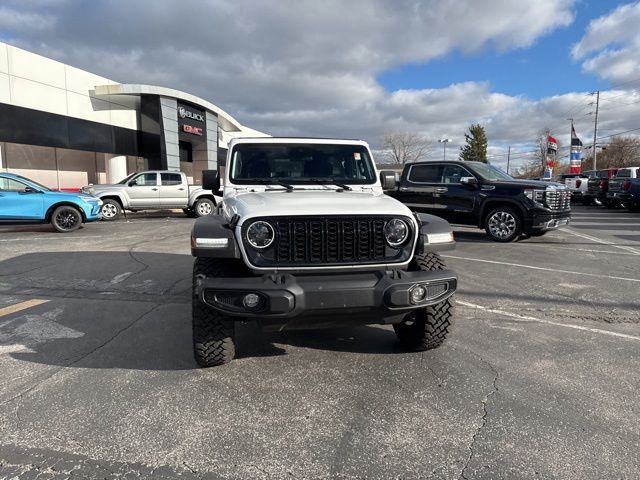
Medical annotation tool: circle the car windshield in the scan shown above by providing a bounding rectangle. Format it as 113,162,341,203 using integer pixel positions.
229,143,377,185
15,175,51,192
469,162,514,181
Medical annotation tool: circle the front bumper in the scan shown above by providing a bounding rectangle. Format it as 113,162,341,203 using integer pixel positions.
524,210,571,233
198,269,457,330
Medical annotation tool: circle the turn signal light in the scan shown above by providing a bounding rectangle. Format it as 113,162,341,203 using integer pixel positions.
575,179,581,188
623,180,631,191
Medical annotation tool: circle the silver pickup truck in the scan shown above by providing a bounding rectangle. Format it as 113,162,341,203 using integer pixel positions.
81,170,221,220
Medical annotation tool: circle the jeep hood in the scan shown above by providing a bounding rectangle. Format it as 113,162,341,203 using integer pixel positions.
225,190,413,221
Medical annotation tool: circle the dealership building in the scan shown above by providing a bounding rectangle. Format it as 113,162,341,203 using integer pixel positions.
0,42,267,189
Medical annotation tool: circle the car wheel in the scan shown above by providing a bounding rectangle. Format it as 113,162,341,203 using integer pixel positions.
194,198,215,217
100,199,122,221
51,205,82,233
484,206,522,242
628,202,640,213
192,258,245,367
394,252,453,351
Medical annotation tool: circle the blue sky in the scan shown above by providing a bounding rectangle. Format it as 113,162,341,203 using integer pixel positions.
379,1,618,99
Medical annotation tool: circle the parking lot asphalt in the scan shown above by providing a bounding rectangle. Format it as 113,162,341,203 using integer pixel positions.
0,205,639,479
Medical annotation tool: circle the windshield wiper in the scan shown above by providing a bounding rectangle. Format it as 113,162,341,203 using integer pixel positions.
308,178,352,191
242,178,294,191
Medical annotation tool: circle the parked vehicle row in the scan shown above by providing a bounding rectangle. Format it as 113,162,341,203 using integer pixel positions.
0,170,222,233
561,166,640,212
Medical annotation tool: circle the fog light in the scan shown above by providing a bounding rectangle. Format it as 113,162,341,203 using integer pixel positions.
410,285,427,304
242,293,261,309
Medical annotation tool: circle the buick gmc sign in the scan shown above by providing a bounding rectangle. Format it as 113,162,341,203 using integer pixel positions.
178,106,205,122
177,102,207,140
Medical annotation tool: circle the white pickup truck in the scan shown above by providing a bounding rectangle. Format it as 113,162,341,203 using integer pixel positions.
554,173,589,200
81,170,221,220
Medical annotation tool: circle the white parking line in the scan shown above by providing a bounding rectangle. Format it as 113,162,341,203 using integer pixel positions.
570,222,640,226
561,228,640,255
442,254,640,282
457,300,640,341
514,243,640,256
0,235,104,242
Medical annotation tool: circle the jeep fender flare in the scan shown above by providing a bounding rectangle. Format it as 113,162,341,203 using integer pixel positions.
413,212,456,253
191,215,241,258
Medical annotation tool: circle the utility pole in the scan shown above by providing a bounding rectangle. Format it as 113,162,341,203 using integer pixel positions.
592,90,600,170
506,145,511,174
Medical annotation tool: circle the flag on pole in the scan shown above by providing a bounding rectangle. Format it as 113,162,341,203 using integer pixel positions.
546,135,558,171
570,124,582,174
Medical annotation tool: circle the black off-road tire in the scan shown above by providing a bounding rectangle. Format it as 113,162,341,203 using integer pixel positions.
100,199,122,221
628,202,640,213
192,258,245,367
51,205,82,233
483,206,522,242
393,252,454,351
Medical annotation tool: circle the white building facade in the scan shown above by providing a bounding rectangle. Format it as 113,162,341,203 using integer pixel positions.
0,42,267,189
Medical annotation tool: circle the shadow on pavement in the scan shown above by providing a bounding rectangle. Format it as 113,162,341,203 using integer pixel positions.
1,251,407,371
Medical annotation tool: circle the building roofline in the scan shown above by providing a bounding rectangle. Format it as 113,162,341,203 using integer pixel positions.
94,83,244,132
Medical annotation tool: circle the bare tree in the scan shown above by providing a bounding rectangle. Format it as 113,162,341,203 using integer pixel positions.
583,136,640,170
381,132,432,165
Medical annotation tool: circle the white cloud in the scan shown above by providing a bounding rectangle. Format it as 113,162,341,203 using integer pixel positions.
572,2,640,84
6,0,640,173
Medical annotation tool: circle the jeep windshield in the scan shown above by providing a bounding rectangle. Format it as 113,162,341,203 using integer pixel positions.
229,143,376,186
470,163,514,181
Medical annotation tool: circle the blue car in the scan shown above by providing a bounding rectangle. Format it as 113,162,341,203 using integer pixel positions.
0,172,102,232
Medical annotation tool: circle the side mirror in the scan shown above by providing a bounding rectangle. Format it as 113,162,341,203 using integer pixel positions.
24,186,41,194
202,170,221,194
460,177,478,186
379,170,397,190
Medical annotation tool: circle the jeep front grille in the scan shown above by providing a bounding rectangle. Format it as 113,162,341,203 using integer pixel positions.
545,189,571,211
241,216,413,268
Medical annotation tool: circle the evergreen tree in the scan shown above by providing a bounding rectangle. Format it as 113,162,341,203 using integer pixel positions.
459,124,488,162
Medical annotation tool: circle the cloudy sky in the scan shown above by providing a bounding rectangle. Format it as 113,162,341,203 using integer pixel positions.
1,0,640,170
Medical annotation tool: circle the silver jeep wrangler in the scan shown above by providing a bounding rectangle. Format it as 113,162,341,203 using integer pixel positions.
190,138,457,366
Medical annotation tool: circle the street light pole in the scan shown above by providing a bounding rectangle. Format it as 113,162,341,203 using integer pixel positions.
438,138,452,161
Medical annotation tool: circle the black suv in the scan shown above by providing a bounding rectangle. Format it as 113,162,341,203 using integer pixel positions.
384,160,571,242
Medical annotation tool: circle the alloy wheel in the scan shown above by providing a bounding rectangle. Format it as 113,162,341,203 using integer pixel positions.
488,211,516,240
56,209,80,230
101,203,118,218
197,201,212,216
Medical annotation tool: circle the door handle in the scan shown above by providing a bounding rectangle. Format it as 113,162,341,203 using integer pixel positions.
151,188,158,191
178,188,185,191
435,187,448,193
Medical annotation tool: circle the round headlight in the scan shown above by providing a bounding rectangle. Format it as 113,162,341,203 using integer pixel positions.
384,218,409,247
246,221,275,249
